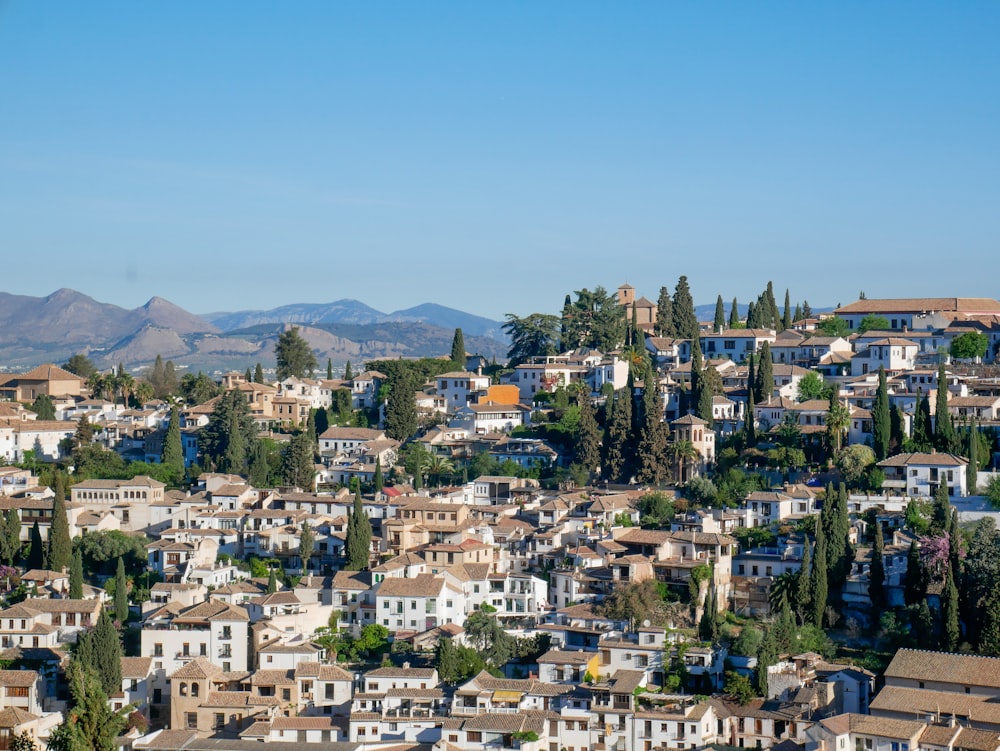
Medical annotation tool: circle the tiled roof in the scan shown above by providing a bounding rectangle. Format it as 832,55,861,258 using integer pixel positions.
169,657,222,680
0,670,37,688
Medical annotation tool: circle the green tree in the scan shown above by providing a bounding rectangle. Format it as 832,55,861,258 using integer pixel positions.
857,314,890,334
872,366,891,460
436,637,486,685
3,510,20,566
69,547,84,599
753,342,773,403
934,361,956,451
561,286,627,352
729,297,741,329
254,362,265,383
671,275,699,341
912,392,933,451
27,521,44,570
655,287,674,337
114,556,129,623
699,584,720,642
275,326,318,380
942,563,960,651
373,456,384,492
725,670,757,704
816,317,850,337
266,569,278,594
950,330,989,360
979,581,1000,655
299,521,315,575
502,313,560,366
47,659,129,751
782,289,792,332
837,444,876,488
63,353,98,379
713,295,725,333
450,328,466,365
48,494,72,573
869,520,886,610
29,394,56,421
601,389,632,483
326,358,333,380
281,432,316,489
796,371,828,402
574,395,602,478
967,416,979,495
344,360,354,380
345,490,372,571
199,389,259,476
810,520,828,628
756,626,778,696
464,609,515,667
903,539,925,606
160,404,185,486
826,394,850,455
794,539,812,625
384,370,418,442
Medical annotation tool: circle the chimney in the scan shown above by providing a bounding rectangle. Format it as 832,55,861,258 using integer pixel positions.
402,661,410,670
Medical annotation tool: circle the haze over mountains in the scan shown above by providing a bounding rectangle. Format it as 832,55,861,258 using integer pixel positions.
0,289,509,374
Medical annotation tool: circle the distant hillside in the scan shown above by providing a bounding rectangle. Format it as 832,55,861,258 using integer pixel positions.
0,289,509,374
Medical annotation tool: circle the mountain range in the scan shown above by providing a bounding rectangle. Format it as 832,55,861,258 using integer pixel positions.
0,289,508,374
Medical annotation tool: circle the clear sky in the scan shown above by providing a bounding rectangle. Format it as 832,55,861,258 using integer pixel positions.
2,2,999,321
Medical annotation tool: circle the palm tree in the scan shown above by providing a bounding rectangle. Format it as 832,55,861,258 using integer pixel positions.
670,440,698,484
86,372,111,400
826,401,850,456
425,455,454,487
132,381,154,406
116,372,136,407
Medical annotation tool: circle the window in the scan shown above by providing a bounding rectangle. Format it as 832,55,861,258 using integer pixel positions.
191,683,199,697
215,714,225,730
154,643,163,657
186,713,197,730
282,688,291,701
221,626,232,640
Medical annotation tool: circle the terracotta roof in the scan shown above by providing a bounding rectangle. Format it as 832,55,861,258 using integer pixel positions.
877,452,968,468
885,648,1000,689
0,670,37,688
169,657,222,680
836,298,1000,315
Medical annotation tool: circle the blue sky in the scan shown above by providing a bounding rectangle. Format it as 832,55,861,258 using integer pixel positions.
2,2,999,321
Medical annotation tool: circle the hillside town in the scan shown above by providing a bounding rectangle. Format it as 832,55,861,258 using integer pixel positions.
2,282,1000,751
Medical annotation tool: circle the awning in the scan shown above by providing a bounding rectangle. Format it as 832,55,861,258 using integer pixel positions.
492,690,523,702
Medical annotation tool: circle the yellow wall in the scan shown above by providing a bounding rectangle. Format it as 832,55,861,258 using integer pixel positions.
484,385,521,405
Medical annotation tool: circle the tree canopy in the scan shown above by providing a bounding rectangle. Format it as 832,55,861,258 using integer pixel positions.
275,327,318,380
503,313,560,366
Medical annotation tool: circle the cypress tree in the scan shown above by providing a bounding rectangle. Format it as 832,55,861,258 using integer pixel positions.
912,392,933,451
601,390,632,483
794,538,812,625
326,358,333,380
904,539,924,606
575,395,602,477
254,362,264,383
980,581,1000,656
942,563,960,651
92,610,123,696
756,627,778,696
967,415,979,495
765,282,780,331
793,303,802,324
245,367,252,383
890,403,905,454
697,379,715,425
689,339,703,411
344,360,354,381
802,301,813,320
374,456,384,492
70,547,84,599
932,481,951,535
754,342,773,403
345,489,372,571
4,510,20,566
671,275,699,341
385,371,418,442
729,297,740,329
161,404,185,485
28,521,44,570
48,493,72,573
872,366,891,461
266,569,278,594
869,520,886,610
655,287,673,337
935,361,955,451
810,520,828,628
114,556,129,623
451,328,466,365
782,289,792,332
746,301,757,329
299,521,315,575
714,296,725,333
916,599,934,646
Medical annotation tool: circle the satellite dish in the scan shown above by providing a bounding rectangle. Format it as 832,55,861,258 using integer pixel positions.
642,619,651,627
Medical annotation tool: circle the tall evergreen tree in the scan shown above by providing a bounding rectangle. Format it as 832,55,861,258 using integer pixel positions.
869,519,886,610
374,456,384,492
266,569,278,594
810,520,828,628
794,538,812,625
671,275,699,341
753,342,773,403
344,360,353,380
911,392,932,451
699,584,720,642
345,490,372,571
601,390,632,483
744,386,756,447
781,289,792,332
793,303,802,324
4,510,20,566
275,326,317,379
729,297,740,329
254,362,264,383
654,287,674,337
714,296,725,333
979,581,1000,656
932,481,952,535
967,415,979,495
28,521,44,570
942,563,961,651
802,300,813,320
114,556,129,623
161,404,185,485
48,494,72,573
872,366,891,460
890,403,905,454
903,539,924,606
756,626,778,696
326,358,333,380
575,395,602,478
245,367,252,383
745,301,757,329
92,609,123,695
765,282,780,331
384,371,418,441
69,547,84,599
450,328,466,365
299,522,315,575
935,361,956,451
281,433,316,490
48,659,128,751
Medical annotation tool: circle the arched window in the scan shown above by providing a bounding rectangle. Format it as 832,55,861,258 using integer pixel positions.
191,683,199,697
179,682,188,696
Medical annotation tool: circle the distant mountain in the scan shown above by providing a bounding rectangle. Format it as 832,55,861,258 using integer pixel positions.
203,299,505,339
203,299,385,331
0,289,508,373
